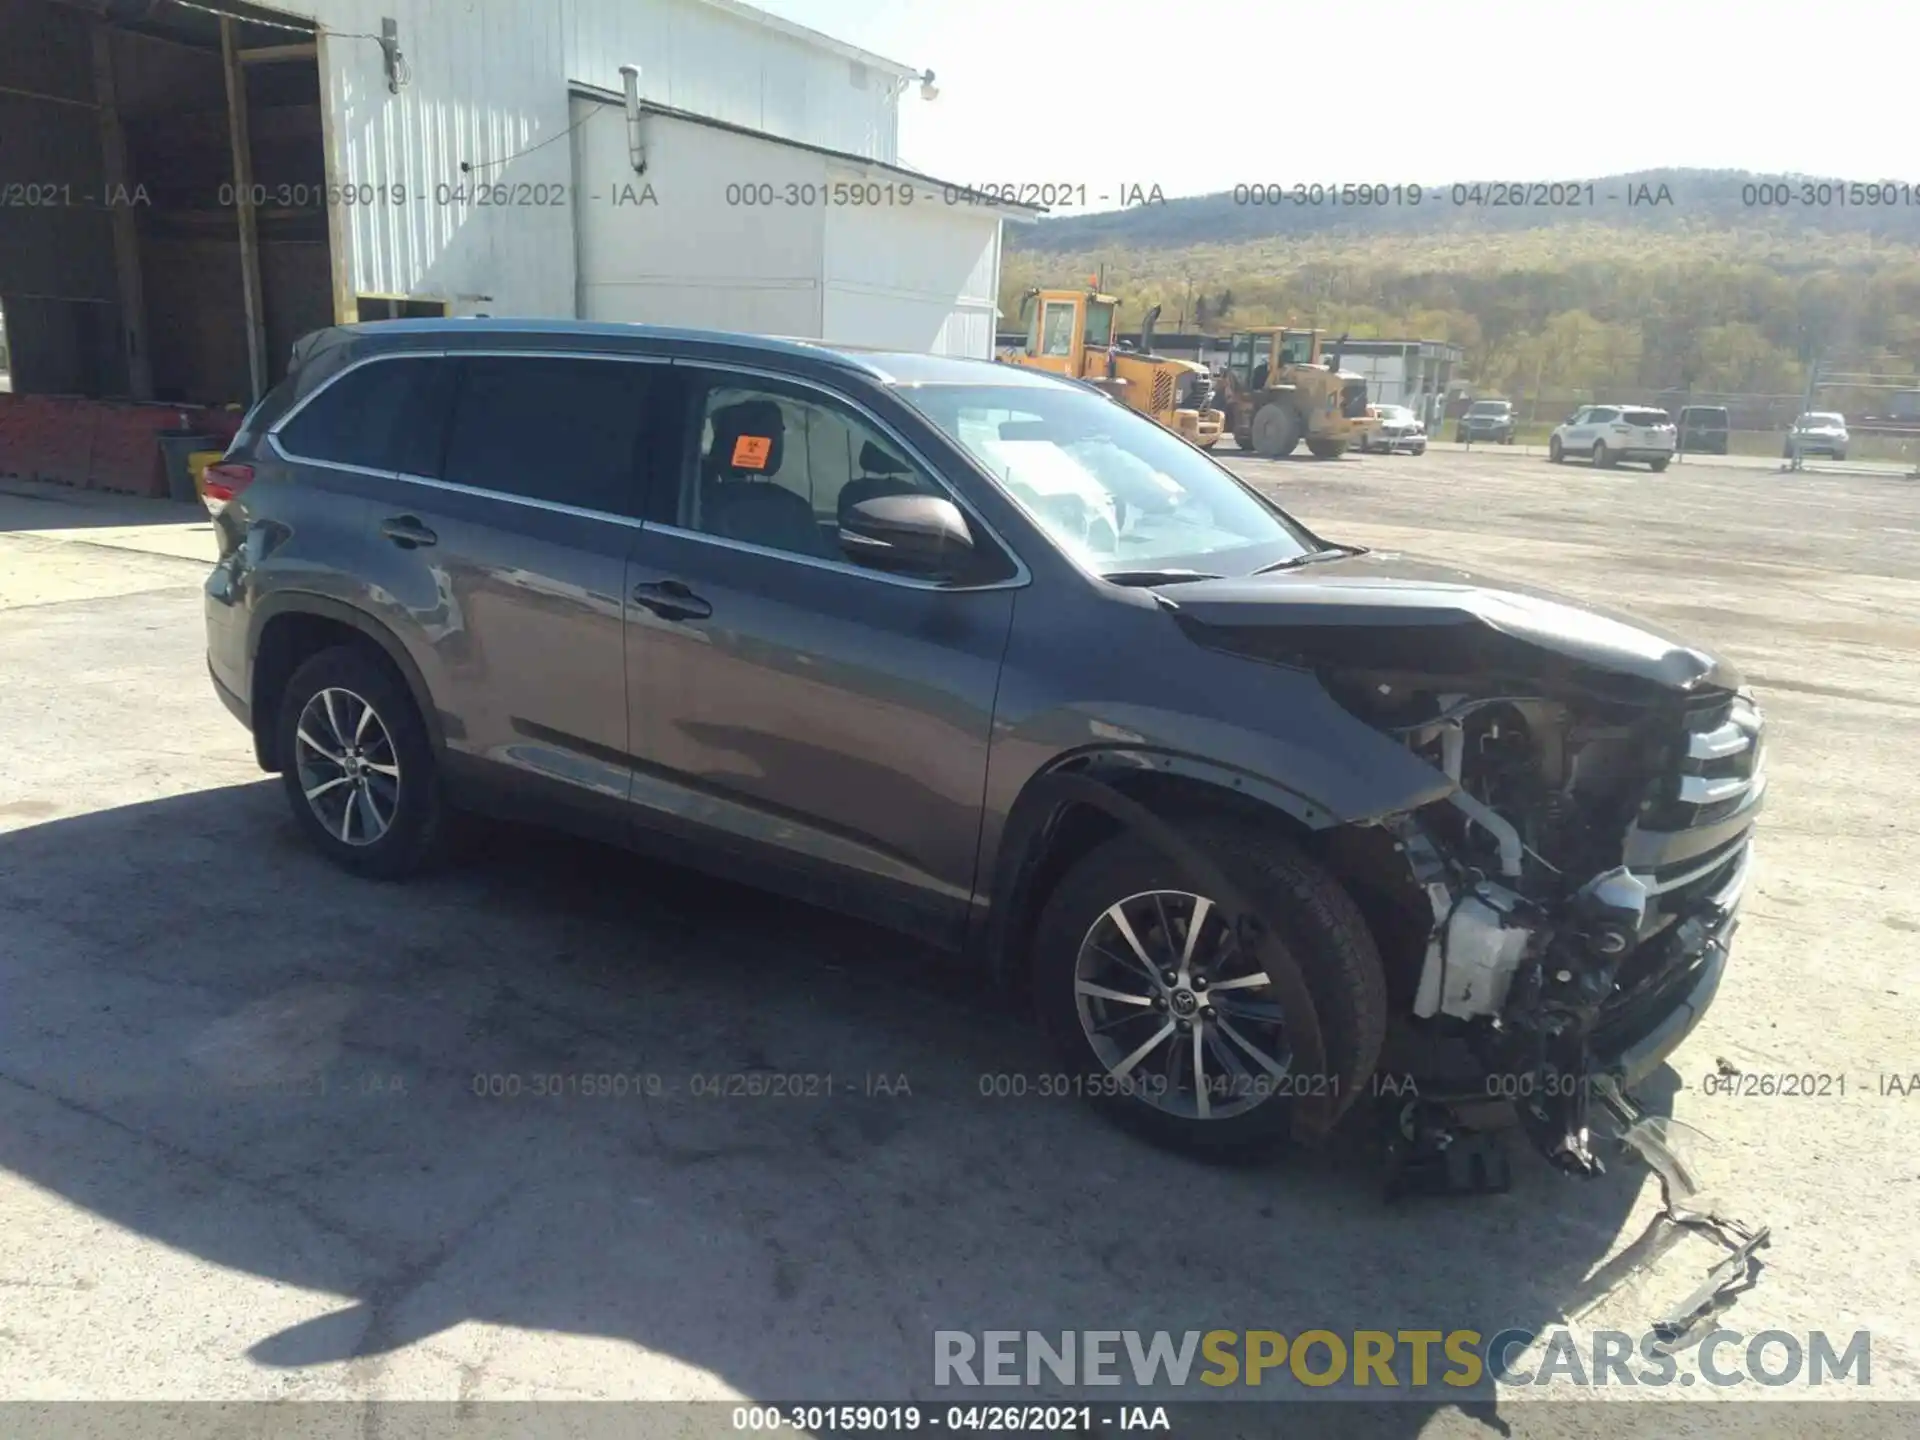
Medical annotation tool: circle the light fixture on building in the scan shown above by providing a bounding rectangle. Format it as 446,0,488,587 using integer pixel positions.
890,68,939,102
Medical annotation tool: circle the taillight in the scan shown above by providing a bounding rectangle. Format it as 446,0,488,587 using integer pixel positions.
202,463,255,505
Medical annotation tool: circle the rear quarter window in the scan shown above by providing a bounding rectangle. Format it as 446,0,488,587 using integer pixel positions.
275,355,453,475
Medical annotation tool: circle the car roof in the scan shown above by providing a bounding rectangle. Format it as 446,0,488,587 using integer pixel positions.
320,317,1060,389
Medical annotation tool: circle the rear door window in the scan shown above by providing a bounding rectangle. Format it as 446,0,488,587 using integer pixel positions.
276,355,453,476
441,356,659,517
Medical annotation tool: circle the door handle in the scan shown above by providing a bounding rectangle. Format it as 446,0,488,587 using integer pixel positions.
380,515,437,549
631,578,712,621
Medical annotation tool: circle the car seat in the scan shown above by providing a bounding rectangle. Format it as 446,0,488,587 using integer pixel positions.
836,440,925,527
702,400,833,558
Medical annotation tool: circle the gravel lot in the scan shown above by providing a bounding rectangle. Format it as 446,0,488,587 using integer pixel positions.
3,448,1918,1430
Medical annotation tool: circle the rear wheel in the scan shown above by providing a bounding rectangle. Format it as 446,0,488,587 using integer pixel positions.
1251,403,1302,459
1649,457,1670,472
1306,438,1348,460
1548,436,1564,464
1032,825,1387,1158
277,645,445,879
1592,441,1612,468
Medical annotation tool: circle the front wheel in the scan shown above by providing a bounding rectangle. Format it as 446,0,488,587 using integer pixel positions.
1031,826,1388,1158
1548,436,1564,463
277,644,446,879
1251,403,1303,459
1306,438,1348,460
1649,457,1670,472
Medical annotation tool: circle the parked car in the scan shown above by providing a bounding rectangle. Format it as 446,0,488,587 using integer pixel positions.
203,319,1763,1172
1455,398,1516,444
1358,403,1427,455
1785,412,1849,460
1549,405,1676,470
1676,405,1731,456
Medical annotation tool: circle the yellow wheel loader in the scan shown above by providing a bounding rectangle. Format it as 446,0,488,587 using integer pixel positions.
1218,327,1373,459
1004,288,1226,449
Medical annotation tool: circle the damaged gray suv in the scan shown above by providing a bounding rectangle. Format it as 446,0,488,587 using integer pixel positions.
203,319,1763,1173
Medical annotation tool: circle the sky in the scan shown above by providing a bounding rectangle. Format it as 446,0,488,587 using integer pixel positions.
753,0,1915,210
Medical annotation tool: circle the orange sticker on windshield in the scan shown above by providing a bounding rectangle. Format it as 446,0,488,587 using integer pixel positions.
731,435,773,470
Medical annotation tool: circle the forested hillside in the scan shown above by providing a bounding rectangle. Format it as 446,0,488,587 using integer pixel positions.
1000,171,1920,406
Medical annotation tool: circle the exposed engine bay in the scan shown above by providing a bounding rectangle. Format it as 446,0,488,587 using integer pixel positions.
1326,670,1766,1177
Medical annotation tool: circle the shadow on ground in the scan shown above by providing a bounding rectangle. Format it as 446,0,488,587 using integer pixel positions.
0,781,1685,1421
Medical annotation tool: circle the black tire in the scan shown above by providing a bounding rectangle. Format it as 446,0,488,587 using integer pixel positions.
1548,436,1564,464
1592,441,1612,468
1305,438,1348,460
1251,403,1302,459
1031,824,1388,1159
1649,457,1670,472
276,644,446,880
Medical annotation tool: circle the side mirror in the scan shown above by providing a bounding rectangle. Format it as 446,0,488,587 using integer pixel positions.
838,493,976,579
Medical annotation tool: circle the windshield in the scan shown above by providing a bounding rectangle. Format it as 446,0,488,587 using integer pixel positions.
1379,406,1414,421
1468,401,1509,415
1084,303,1115,348
1799,413,1845,427
900,383,1317,576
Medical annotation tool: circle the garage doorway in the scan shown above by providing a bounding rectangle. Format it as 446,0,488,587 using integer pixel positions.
0,0,333,407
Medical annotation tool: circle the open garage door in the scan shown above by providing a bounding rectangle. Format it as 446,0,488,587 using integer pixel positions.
0,0,333,407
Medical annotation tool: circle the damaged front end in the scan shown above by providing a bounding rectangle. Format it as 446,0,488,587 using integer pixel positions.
1351,676,1765,1175
1167,554,1767,1176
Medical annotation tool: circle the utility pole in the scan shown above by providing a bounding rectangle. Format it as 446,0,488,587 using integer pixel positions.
1787,353,1821,472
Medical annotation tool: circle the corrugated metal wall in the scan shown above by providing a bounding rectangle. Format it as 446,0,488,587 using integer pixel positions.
561,0,903,164
300,0,575,318
571,99,1003,358
296,0,904,319
570,98,825,336
821,168,1001,358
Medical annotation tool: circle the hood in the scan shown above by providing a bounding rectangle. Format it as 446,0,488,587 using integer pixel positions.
1164,549,1743,698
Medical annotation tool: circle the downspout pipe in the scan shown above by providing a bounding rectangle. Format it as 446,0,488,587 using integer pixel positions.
619,64,647,174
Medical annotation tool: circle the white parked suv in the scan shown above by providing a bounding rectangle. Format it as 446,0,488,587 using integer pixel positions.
1548,405,1676,471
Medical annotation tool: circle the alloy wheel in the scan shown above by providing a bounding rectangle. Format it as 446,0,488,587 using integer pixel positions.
1073,889,1290,1121
293,686,401,846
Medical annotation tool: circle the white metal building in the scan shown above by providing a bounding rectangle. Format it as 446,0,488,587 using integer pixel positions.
0,0,1033,413
567,90,1009,357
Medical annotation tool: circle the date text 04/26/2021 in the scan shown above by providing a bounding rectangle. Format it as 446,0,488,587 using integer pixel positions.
730,1405,1170,1433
